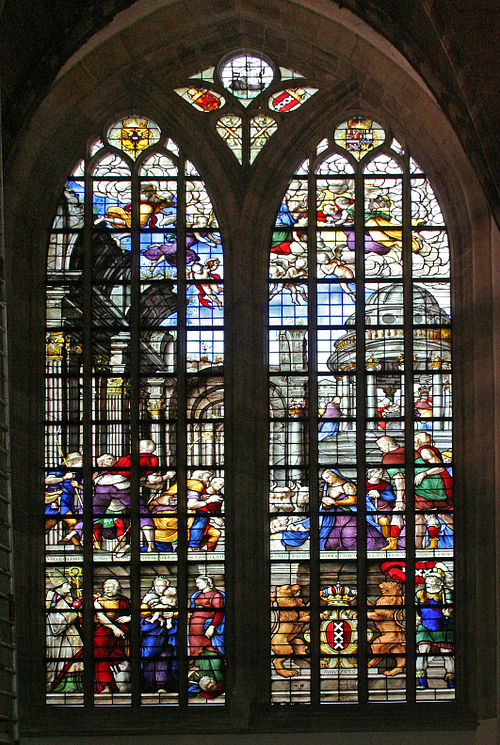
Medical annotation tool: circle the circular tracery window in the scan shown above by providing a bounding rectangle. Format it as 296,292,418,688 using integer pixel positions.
219,54,274,101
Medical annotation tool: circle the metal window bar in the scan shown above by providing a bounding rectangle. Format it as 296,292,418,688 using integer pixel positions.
355,156,369,705
176,156,189,709
82,141,95,707
402,147,417,702
307,149,320,706
129,151,141,708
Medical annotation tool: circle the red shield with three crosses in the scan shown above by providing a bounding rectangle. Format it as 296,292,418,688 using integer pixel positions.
325,617,353,653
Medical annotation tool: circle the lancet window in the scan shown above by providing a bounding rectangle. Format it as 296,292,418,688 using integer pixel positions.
268,119,454,703
45,116,226,706
42,62,456,716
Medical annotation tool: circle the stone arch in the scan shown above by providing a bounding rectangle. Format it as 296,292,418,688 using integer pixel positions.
4,0,496,737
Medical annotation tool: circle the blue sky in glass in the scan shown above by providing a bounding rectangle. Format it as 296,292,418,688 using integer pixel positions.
67,180,85,202
317,283,356,325
186,329,224,362
268,290,308,326
92,189,131,221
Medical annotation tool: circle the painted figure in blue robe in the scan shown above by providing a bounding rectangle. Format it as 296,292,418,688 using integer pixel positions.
187,474,224,551
271,200,296,255
44,451,83,545
415,567,455,689
140,577,178,693
318,396,342,441
280,469,351,549
281,468,386,550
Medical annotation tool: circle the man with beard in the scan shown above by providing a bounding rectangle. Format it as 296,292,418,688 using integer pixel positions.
93,578,131,693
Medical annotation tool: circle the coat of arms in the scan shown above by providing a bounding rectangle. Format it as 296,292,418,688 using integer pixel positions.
311,584,373,669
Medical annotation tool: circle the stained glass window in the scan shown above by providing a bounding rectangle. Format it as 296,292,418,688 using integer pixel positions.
268,123,454,703
176,53,318,164
44,95,457,718
268,87,319,113
45,117,225,706
219,54,274,103
250,116,278,163
216,115,243,163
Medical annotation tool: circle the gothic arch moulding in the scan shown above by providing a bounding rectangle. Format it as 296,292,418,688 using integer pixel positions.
4,0,496,738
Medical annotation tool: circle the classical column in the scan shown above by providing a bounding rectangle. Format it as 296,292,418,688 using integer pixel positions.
365,372,377,430
145,377,166,455
287,414,305,483
433,373,443,430
107,332,130,452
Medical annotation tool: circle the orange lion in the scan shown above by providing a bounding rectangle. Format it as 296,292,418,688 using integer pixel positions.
367,579,406,676
271,584,310,678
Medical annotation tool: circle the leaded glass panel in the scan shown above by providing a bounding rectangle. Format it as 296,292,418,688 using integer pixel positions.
45,117,225,706
268,123,454,703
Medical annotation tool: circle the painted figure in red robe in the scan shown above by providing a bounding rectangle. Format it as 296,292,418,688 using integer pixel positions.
188,576,225,698
93,578,131,693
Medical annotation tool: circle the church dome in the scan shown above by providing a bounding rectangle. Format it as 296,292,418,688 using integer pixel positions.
345,282,450,326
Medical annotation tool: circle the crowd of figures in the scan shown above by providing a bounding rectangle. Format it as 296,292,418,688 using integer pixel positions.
270,431,453,553
45,439,224,554
46,571,225,698
269,423,454,692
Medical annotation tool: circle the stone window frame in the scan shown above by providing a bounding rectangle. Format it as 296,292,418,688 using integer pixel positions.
5,24,495,740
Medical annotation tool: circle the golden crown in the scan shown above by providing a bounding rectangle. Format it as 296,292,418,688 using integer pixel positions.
321,584,357,605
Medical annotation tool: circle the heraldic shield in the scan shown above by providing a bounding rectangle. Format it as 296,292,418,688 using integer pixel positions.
309,585,373,669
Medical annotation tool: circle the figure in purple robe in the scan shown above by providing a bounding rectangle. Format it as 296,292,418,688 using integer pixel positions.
141,234,199,272
318,396,342,441
321,469,386,550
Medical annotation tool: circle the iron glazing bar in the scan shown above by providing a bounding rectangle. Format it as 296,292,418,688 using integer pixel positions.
402,148,416,702
129,155,141,707
82,144,95,707
242,118,251,169
176,155,188,708
355,162,368,704
61,344,68,455
308,151,319,706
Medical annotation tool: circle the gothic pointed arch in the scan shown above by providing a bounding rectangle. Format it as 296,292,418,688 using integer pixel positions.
4,3,496,741
268,118,454,702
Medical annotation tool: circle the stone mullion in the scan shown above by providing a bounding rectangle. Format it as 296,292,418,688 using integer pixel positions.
308,154,320,705
355,161,368,705
403,148,416,701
